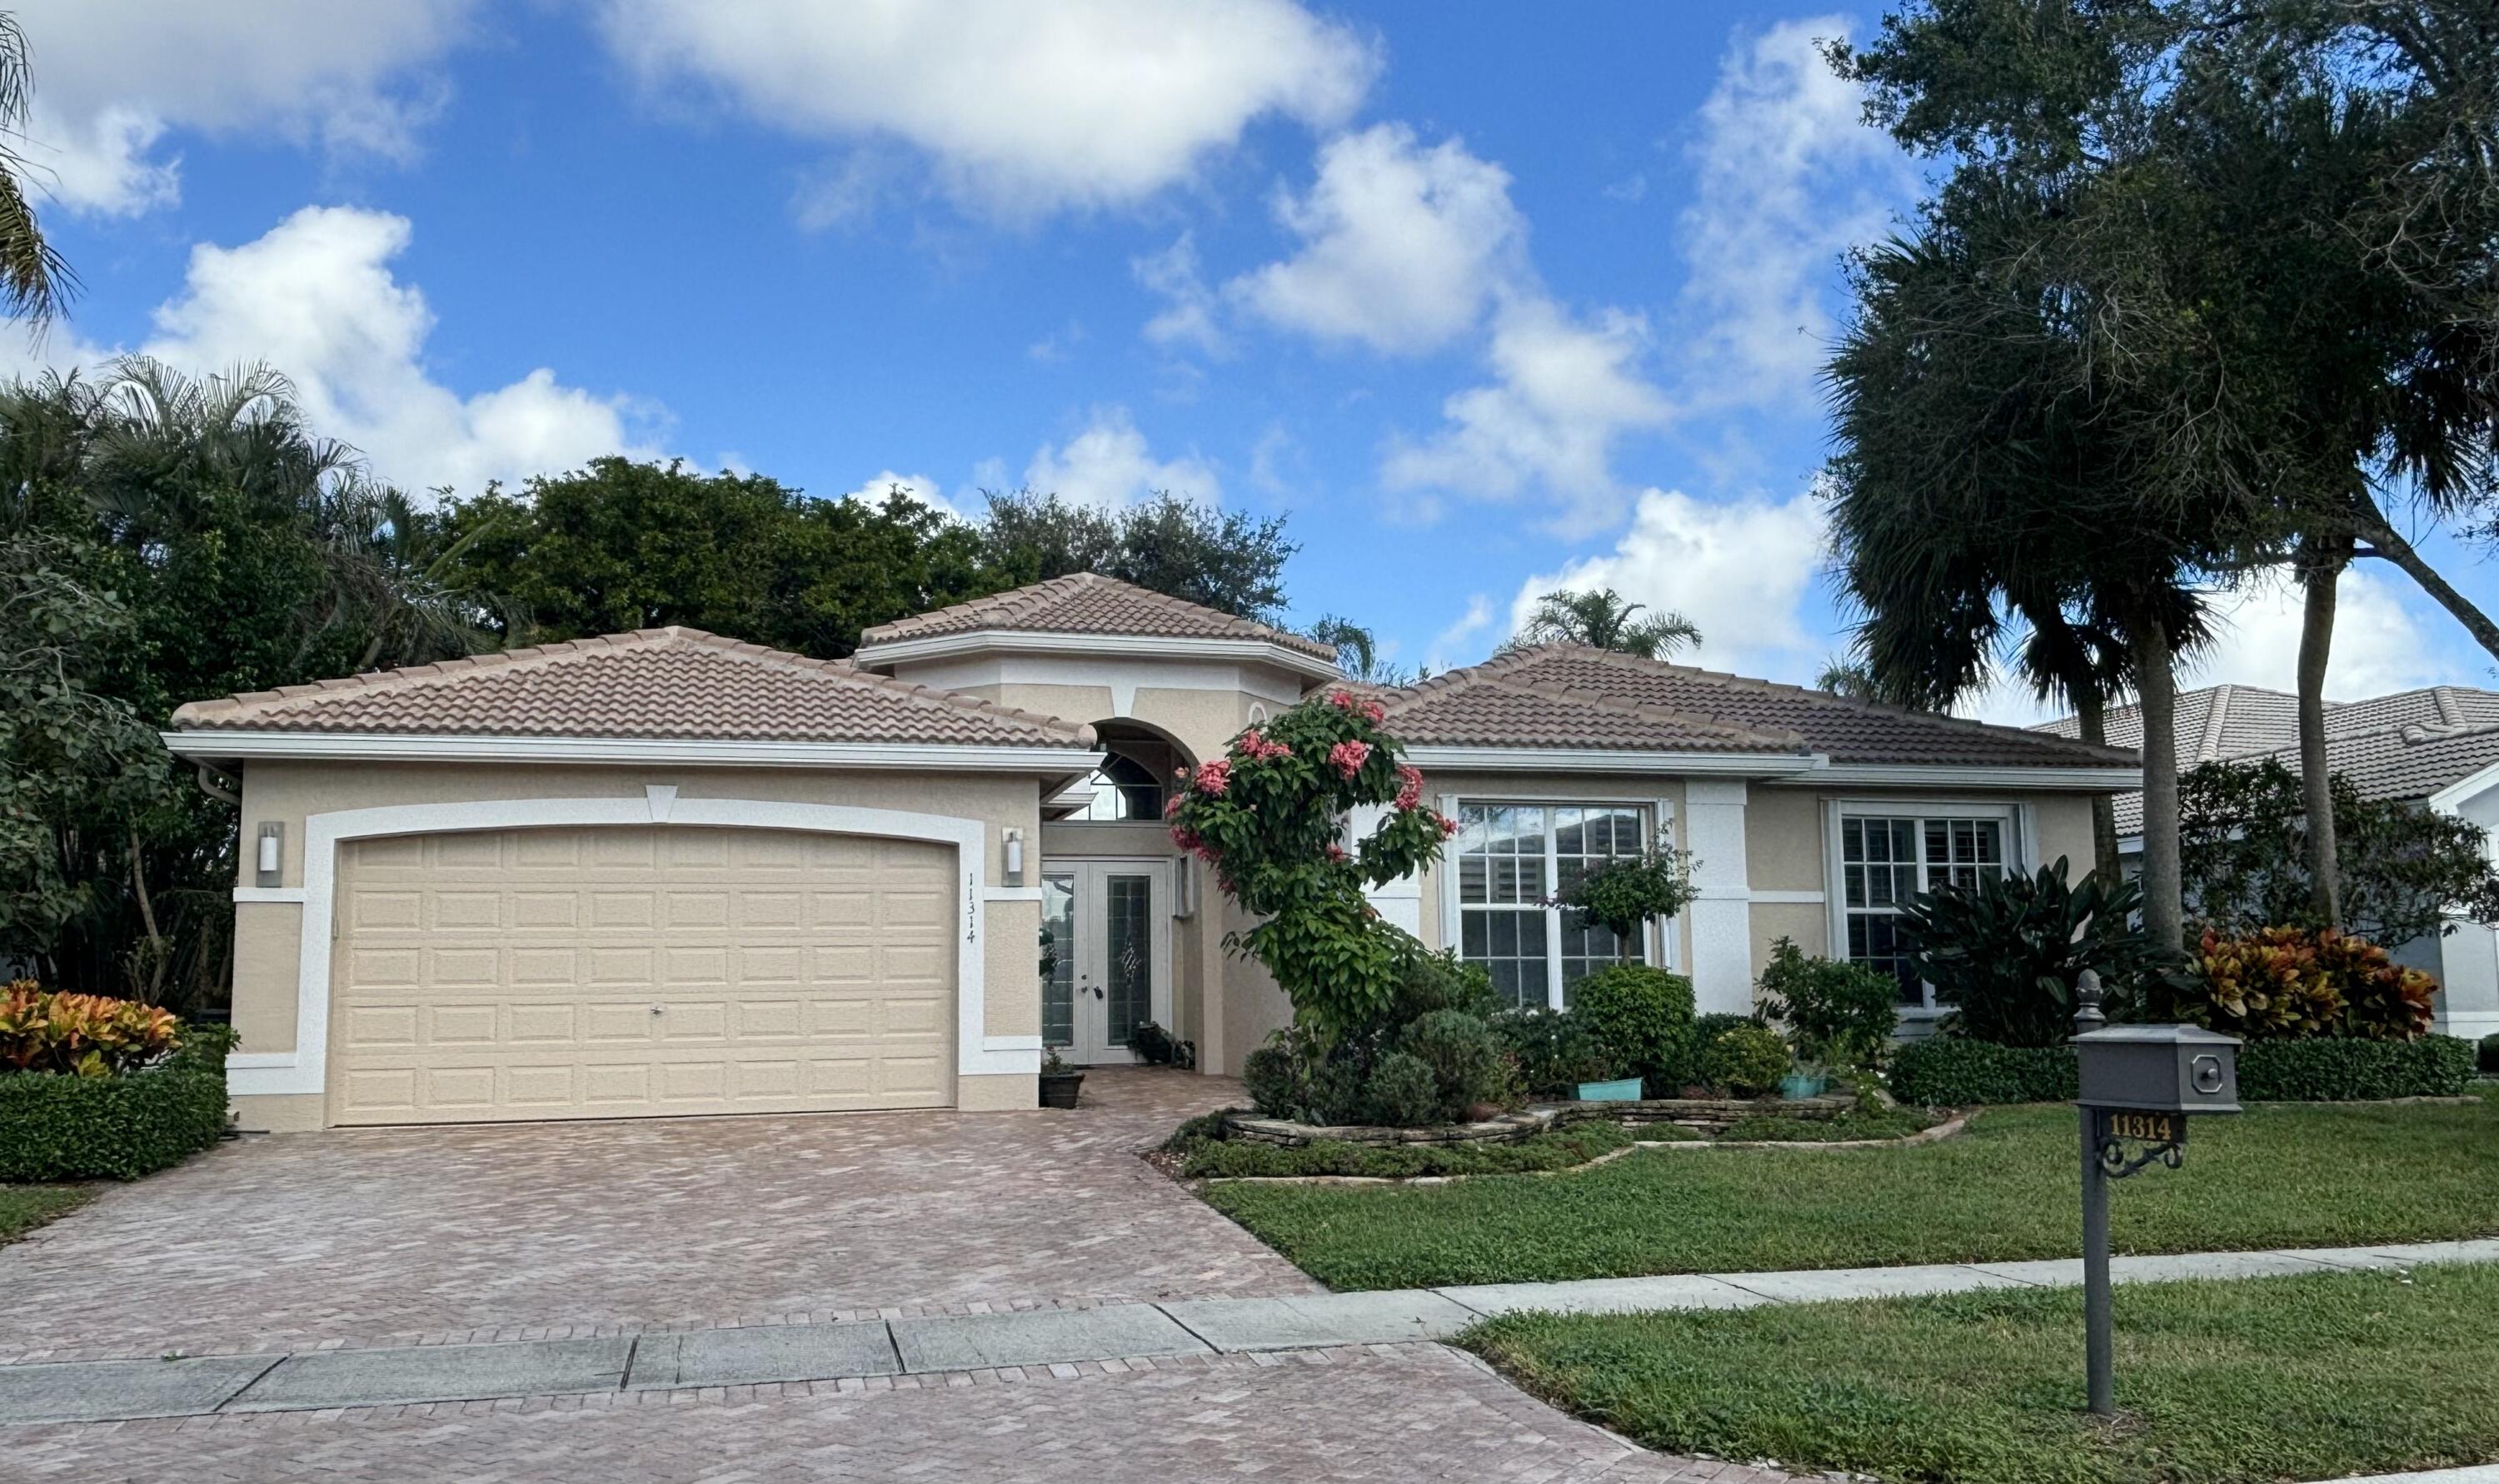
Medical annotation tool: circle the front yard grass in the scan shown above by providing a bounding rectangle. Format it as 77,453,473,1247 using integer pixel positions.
0,1184,92,1245
1465,1262,2499,1484
1201,1093,2499,1290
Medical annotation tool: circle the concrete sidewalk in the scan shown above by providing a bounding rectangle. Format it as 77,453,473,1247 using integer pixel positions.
7,1235,2492,1426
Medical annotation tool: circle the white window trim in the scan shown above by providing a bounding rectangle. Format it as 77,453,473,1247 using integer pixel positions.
1439,794,1673,1010
1821,798,2036,1016
229,788,1040,1101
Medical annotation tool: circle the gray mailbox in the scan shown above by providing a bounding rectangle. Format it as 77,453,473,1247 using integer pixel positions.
2068,976,2242,1417
2076,1024,2242,1118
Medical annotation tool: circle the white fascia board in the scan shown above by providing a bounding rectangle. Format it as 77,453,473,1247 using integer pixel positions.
854,628,1344,685
162,730,1105,774
1399,746,1813,777
2428,759,2499,814
1773,762,2143,791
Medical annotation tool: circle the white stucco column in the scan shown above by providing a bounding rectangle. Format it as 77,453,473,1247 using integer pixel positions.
1349,803,1424,934
1683,778,1754,1015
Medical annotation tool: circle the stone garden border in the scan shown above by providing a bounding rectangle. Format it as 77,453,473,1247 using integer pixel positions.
1220,1093,1865,1148
1194,1110,1975,1187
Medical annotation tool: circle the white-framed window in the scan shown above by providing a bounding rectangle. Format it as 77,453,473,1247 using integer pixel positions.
1831,803,2018,1010
1453,801,1657,1009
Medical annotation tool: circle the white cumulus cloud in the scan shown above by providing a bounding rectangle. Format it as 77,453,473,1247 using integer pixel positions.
1382,296,1674,535
1507,486,1830,675
2188,569,2450,701
596,0,1376,220
1230,123,1526,355
12,0,475,215
66,206,657,495
1676,15,1913,413
1024,406,1219,509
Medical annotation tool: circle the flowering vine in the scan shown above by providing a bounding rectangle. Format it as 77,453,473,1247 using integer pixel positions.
1165,689,1455,1041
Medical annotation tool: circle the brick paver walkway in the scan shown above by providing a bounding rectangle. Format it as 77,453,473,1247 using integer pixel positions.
0,1069,1314,1362
9,1345,1773,1483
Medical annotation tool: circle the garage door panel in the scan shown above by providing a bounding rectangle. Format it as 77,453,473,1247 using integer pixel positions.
331,825,957,1125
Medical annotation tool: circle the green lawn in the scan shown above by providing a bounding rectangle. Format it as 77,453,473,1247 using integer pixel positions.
0,1184,92,1245
1202,1094,2499,1290
1465,1263,2499,1484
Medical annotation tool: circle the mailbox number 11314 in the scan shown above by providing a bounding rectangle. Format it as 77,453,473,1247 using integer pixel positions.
2101,1110,2180,1143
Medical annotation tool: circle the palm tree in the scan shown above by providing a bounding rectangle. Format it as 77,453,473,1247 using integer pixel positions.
0,14,72,327
1509,587,1700,660
1304,614,1417,687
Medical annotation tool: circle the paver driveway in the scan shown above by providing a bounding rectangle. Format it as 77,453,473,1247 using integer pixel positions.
0,1068,1314,1363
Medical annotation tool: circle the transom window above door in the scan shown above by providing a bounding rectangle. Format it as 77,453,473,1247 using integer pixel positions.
1453,802,1658,1010
1834,807,2014,1009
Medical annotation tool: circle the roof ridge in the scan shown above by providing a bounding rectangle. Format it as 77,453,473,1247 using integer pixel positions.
1474,674,1808,750
1510,645,2138,765
855,573,1339,661
2196,685,2233,764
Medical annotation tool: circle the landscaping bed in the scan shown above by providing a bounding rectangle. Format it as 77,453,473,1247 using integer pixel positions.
1219,1092,1861,1148
0,1184,92,1246
1464,1262,2499,1484
1201,1088,2499,1289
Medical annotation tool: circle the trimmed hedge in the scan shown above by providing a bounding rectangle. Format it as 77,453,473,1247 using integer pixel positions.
0,1048,228,1182
1889,1032,2477,1107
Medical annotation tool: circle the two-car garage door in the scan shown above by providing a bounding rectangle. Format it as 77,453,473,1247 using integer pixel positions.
329,825,955,1125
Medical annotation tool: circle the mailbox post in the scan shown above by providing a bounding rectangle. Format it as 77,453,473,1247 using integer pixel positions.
2069,969,2240,1415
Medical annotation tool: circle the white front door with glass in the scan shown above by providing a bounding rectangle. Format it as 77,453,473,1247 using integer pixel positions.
1040,859,1172,1063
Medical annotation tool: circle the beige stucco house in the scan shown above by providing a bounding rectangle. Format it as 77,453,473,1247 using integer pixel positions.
164,574,2139,1132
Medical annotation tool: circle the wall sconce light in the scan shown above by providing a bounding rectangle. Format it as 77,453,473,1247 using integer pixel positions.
1173,856,1198,919
1001,826,1025,887
255,822,284,888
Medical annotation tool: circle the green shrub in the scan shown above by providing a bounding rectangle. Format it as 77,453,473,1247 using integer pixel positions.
1888,1037,2079,1105
0,1058,227,1181
2482,1033,2499,1075
1571,965,1696,1087
2239,1036,2474,1100
1898,859,2172,1046
1399,1009,1514,1122
1701,1024,1792,1097
1493,1009,1611,1098
1240,1027,1366,1124
1389,949,1504,1025
1754,938,1898,1061
1888,1033,2476,1105
1361,1052,1440,1127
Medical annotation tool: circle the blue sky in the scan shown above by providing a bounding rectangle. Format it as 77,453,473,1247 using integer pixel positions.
16,0,2497,715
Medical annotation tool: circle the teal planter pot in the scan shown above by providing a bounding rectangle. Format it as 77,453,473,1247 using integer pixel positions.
1779,1072,1828,1101
1576,1077,1645,1103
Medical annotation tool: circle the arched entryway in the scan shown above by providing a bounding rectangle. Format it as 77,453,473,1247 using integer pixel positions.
1040,720,1193,1063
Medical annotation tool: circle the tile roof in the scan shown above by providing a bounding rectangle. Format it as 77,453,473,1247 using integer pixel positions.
855,572,1340,663
170,628,1095,749
2039,682,2499,833
1377,646,2137,768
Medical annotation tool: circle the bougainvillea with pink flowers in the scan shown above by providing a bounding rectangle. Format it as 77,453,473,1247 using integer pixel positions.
1167,690,1455,1042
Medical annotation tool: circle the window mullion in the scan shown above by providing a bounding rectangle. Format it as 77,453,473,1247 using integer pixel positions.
1544,809,1564,1008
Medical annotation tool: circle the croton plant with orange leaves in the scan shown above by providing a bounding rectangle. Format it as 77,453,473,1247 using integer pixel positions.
0,980,182,1077
2189,928,2437,1042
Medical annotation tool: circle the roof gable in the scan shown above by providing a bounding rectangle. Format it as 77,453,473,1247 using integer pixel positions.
171,629,1095,749
856,572,1339,663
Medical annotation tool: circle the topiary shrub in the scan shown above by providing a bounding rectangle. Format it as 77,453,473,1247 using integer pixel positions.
1399,1008,1515,1122
1240,1026,1365,1124
2482,1033,2499,1075
1493,1009,1610,1098
1887,1033,2476,1105
2239,1035,2473,1100
1571,964,1696,1088
1701,1023,1792,1097
0,1023,232,1182
1361,1053,1440,1128
1887,1036,2078,1105
1754,937,1898,1062
1387,949,1504,1024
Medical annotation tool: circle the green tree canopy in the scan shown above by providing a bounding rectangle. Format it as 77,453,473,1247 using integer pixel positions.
976,488,1296,625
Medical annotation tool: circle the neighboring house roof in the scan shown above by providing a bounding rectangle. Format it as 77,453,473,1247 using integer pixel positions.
1378,645,2137,769
2039,682,2499,834
855,571,1341,664
168,627,1095,749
